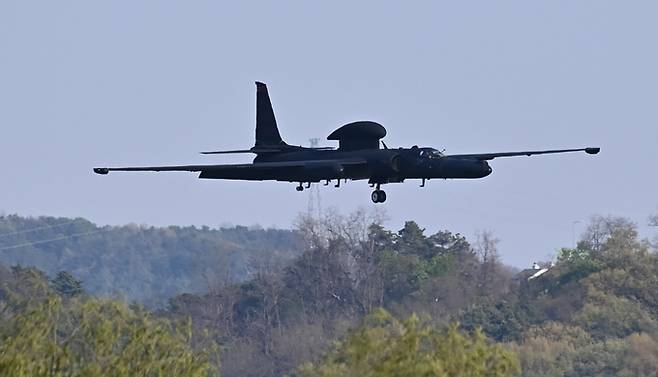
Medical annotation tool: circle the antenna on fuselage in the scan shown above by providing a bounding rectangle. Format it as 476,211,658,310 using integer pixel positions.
381,141,389,150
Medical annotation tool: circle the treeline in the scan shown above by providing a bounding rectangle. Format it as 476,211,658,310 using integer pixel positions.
164,212,658,377
166,211,513,376
0,215,303,305
463,216,658,376
0,254,517,376
1,211,656,376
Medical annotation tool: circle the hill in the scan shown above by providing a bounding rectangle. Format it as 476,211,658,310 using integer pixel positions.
1,212,656,376
0,214,303,305
163,213,658,377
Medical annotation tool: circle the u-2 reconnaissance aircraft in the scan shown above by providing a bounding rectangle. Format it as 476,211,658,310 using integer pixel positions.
94,82,600,203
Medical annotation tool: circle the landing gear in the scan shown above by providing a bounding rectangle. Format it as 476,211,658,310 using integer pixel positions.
296,183,304,192
371,190,386,203
371,183,387,203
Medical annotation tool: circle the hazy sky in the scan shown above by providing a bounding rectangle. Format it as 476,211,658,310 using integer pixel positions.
1,1,656,266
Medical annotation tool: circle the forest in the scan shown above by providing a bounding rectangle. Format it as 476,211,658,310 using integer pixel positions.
0,215,303,306
0,211,656,376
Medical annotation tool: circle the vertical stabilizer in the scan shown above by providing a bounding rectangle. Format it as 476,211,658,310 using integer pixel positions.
255,82,286,147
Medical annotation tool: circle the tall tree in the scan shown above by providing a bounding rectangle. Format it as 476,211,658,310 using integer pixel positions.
51,270,84,298
295,309,520,377
0,297,217,377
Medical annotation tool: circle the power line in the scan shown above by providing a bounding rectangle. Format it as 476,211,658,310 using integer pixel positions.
0,219,86,239
0,229,108,251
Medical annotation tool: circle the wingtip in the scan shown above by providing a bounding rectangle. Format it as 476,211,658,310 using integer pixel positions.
585,147,601,155
93,168,109,175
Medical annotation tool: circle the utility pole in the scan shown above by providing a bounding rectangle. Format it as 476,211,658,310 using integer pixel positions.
572,220,581,248
307,138,322,220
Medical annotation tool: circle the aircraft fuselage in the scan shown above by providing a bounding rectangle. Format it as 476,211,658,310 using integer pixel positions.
197,146,491,184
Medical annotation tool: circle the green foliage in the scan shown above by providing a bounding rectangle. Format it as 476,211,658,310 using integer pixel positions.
424,252,456,277
0,215,302,305
4,212,658,377
514,330,658,377
618,333,658,377
296,309,520,377
166,212,512,377
513,322,599,377
378,224,477,304
0,265,56,314
502,216,658,377
0,297,217,377
379,250,426,301
51,270,84,298
556,247,601,284
460,300,529,342
397,221,434,258
572,287,657,339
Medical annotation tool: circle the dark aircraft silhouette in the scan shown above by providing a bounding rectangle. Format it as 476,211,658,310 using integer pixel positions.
94,82,600,203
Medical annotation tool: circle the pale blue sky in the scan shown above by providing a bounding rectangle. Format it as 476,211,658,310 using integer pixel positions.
1,1,656,266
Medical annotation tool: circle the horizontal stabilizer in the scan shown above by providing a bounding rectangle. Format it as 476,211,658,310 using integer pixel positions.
200,146,336,155
200,148,280,155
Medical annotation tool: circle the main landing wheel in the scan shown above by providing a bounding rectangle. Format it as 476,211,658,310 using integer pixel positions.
371,190,387,203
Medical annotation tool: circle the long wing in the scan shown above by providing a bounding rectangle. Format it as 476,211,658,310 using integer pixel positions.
93,159,366,179
447,147,600,161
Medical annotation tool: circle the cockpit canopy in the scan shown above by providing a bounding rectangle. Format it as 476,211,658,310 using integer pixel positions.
419,148,444,159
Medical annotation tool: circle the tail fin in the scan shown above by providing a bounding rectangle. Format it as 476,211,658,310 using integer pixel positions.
255,82,286,147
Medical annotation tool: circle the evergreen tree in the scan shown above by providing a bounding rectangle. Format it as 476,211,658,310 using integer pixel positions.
51,270,84,298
